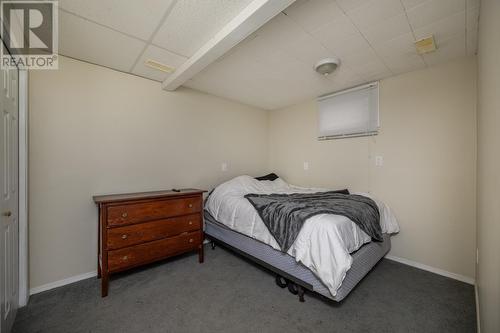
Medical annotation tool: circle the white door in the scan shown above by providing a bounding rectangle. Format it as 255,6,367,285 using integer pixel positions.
0,53,19,333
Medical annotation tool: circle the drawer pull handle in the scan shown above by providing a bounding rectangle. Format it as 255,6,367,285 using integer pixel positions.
121,234,128,240
189,238,194,243
122,255,128,260
188,204,193,208
188,221,193,225
121,212,128,218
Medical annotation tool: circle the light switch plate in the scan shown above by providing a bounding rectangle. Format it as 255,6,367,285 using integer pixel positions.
375,156,384,167
303,162,309,171
221,162,228,172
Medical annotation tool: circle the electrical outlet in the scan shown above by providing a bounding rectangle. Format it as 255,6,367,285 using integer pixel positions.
375,156,384,167
221,162,228,172
303,162,309,171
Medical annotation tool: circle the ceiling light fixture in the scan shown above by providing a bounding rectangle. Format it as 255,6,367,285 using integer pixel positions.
144,59,175,73
314,57,340,76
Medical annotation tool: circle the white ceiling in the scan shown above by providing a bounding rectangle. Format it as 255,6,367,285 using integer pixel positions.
186,0,480,109
57,0,254,80
56,0,480,110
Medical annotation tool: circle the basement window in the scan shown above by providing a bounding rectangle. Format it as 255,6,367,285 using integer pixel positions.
317,82,379,140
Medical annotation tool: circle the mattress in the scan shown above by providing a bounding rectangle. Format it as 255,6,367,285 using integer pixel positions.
204,211,391,302
205,175,399,297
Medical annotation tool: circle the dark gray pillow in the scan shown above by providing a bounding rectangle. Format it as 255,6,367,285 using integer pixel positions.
255,173,279,181
331,189,350,195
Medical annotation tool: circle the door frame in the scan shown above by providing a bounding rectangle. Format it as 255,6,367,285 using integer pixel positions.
18,70,28,307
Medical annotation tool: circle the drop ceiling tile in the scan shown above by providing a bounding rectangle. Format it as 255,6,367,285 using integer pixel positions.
311,16,369,57
256,13,310,50
153,0,252,57
325,68,367,94
406,0,465,30
58,0,174,40
224,33,305,74
322,32,372,59
383,53,426,74
256,51,307,77
359,13,412,45
325,63,364,85
228,35,290,65
59,11,146,72
351,59,393,81
310,13,359,43
274,67,336,103
339,44,380,68
346,0,405,28
401,0,428,10
423,32,466,66
188,60,314,110
335,0,371,12
362,67,393,82
280,34,336,65
371,32,417,59
187,47,363,109
185,0,475,110
283,0,344,33
131,45,188,82
186,77,265,108
331,44,385,77
414,10,465,41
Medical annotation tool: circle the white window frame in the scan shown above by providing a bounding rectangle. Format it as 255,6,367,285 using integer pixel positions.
317,82,379,141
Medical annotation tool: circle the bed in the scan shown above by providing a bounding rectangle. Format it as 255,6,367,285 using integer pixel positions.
204,175,399,302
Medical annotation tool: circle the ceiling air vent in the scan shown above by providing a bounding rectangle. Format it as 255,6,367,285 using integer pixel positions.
415,35,437,54
144,59,175,73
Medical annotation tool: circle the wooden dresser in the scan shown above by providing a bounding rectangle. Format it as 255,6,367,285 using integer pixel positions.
93,189,206,297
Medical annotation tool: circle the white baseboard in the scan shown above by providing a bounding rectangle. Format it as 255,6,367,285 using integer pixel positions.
29,271,97,295
29,254,475,297
385,255,475,285
29,243,213,295
475,284,481,333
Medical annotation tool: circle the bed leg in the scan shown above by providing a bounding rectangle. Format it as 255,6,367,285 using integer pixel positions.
287,282,299,295
275,275,288,288
297,285,305,303
210,240,216,250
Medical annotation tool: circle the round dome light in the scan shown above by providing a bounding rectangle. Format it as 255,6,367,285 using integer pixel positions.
314,57,340,76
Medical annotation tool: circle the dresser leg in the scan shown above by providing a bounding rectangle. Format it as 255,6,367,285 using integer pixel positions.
198,244,204,263
101,273,109,297
97,255,102,279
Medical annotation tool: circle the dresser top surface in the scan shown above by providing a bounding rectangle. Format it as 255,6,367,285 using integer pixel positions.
93,189,206,204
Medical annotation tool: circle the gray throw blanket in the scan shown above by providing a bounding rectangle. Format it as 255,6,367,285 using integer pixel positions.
245,191,382,252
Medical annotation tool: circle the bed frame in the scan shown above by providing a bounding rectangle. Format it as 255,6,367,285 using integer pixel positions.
204,211,391,302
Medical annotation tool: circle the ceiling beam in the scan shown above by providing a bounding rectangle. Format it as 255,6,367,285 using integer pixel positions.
162,0,295,91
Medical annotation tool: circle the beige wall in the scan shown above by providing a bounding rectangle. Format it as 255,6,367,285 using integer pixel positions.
29,56,269,288
476,1,500,331
269,57,477,280
30,55,479,292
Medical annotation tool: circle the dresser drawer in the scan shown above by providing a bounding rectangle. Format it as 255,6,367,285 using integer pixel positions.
108,231,201,272
106,196,202,226
107,214,201,250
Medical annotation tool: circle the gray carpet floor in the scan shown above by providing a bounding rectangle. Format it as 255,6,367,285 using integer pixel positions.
13,244,476,333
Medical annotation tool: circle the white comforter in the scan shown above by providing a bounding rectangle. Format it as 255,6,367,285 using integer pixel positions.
205,175,399,297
